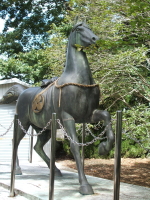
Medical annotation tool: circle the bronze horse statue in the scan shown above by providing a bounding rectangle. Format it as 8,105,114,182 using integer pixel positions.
13,21,114,195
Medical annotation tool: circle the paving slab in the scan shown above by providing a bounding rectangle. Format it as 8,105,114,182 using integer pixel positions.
0,161,150,200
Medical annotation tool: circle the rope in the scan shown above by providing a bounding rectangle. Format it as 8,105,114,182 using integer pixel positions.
32,78,99,111
33,81,55,102
55,78,99,88
55,78,99,107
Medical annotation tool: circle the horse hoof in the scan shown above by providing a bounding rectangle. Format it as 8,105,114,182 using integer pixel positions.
98,142,109,155
79,184,94,195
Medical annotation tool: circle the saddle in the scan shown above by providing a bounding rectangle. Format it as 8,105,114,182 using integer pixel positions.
41,77,58,88
32,77,58,113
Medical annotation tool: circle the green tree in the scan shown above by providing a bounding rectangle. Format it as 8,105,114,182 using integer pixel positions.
0,0,68,55
0,35,66,84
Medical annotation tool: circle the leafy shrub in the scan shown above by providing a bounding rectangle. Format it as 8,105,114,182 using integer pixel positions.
62,105,150,159
120,105,150,158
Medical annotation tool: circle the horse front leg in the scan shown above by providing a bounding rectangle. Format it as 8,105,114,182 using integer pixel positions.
62,111,94,195
91,110,115,155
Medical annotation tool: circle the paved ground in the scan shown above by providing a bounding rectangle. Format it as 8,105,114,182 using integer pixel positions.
0,161,150,200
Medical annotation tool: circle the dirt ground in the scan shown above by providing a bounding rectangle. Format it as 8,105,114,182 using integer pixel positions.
56,158,150,188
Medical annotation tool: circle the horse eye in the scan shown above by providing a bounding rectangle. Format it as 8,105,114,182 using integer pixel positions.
76,28,80,32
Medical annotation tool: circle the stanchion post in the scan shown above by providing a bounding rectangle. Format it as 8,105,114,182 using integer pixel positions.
113,111,122,200
10,114,18,197
29,127,34,163
81,123,85,171
49,113,57,200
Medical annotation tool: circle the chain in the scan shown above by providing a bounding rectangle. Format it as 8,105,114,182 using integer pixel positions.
85,123,105,138
1,116,149,152
57,119,109,146
18,119,52,136
76,122,108,137
0,120,14,137
0,124,7,129
17,118,108,145
89,121,104,131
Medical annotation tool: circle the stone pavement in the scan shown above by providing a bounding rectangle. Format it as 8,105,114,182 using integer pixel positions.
0,161,150,200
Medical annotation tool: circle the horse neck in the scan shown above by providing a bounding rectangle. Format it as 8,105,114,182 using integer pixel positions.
64,42,94,84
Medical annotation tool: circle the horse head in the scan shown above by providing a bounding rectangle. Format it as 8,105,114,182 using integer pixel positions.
69,22,99,49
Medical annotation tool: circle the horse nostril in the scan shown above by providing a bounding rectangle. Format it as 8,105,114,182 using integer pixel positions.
92,37,96,41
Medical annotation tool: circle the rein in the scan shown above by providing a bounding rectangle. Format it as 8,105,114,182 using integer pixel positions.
32,78,99,112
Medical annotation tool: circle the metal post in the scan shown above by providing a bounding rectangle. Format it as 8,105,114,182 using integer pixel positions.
49,113,57,200
10,114,18,197
81,123,85,171
113,111,122,200
29,127,34,163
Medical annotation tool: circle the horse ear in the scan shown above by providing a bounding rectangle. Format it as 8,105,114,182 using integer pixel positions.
72,15,88,31
83,17,86,24
74,15,86,25
74,16,79,25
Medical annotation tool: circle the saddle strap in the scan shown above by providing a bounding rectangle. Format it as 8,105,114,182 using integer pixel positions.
55,78,99,107
32,78,99,113
32,80,57,113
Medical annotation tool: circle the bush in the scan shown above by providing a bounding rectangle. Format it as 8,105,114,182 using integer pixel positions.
120,104,150,158
62,105,150,159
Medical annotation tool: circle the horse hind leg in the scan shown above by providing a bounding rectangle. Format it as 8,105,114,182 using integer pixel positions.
33,128,62,177
91,110,115,155
11,115,29,175
15,154,22,175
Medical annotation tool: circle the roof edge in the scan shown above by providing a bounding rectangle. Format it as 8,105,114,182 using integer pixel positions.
0,78,31,87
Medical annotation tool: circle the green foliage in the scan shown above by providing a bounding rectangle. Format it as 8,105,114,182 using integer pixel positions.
121,139,145,158
0,0,67,55
121,104,150,157
62,139,72,158
0,36,66,84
